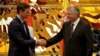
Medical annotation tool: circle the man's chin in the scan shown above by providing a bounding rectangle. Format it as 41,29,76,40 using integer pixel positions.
64,19,70,22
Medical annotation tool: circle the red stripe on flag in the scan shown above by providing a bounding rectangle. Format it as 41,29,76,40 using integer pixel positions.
22,0,29,4
25,14,33,27
60,39,64,53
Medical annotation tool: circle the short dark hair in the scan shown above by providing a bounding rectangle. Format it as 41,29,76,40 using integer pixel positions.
17,3,30,14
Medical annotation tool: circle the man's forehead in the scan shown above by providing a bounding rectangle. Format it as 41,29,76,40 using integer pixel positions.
66,10,73,13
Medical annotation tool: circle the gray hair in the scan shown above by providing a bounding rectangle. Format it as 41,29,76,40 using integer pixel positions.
67,6,80,16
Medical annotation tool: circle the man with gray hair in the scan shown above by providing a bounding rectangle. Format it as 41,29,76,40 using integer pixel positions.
43,6,93,56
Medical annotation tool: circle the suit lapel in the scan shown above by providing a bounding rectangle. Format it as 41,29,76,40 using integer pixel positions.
69,20,82,41
15,17,24,29
64,22,72,42
24,23,30,36
15,17,30,36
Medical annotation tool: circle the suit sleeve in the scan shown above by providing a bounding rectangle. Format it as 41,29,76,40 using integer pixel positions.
84,25,93,56
8,22,36,47
45,23,66,47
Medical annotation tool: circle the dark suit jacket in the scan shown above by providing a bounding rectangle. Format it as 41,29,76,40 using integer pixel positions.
46,19,93,56
8,16,35,56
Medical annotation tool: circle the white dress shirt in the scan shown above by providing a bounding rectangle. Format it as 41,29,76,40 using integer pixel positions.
72,18,80,32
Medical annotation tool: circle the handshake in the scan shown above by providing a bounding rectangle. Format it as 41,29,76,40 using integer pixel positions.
36,39,47,46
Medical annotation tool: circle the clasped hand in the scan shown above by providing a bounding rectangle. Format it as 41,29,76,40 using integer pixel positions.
37,39,47,46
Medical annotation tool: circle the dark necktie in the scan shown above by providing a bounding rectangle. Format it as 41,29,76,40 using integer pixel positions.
23,21,28,34
69,23,74,38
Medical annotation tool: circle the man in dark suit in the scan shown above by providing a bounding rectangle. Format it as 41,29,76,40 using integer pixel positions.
8,3,46,56
43,6,93,56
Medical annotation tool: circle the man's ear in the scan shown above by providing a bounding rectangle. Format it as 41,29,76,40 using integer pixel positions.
19,10,24,13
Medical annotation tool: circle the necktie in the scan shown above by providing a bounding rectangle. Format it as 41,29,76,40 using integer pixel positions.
69,23,74,38
23,21,28,34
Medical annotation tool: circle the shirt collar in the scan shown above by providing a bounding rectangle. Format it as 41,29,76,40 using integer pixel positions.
72,18,80,26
